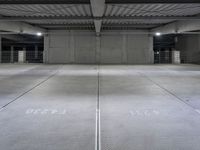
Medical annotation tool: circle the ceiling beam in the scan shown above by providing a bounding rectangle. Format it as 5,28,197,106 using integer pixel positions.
106,0,200,4
0,21,46,35
38,23,157,30
0,0,198,4
90,0,105,35
1,16,200,21
102,24,158,28
40,24,94,28
1,34,26,41
104,16,200,20
39,23,158,27
0,16,93,21
0,0,90,4
151,20,200,34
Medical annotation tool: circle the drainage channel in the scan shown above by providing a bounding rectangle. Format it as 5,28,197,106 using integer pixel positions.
95,65,101,150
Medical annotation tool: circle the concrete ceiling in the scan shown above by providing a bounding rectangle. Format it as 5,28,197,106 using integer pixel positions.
0,0,200,35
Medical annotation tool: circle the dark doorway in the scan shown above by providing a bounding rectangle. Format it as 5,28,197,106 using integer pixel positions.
1,34,43,63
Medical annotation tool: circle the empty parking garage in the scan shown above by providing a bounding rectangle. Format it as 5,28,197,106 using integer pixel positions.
1,1,200,150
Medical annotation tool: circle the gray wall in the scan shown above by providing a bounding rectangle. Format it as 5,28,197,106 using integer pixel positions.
176,35,200,64
0,35,1,63
44,30,154,64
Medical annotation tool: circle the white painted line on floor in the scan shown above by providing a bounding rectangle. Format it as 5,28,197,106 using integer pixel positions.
0,107,4,112
95,65,101,150
95,108,101,150
99,108,101,150
95,109,98,150
195,109,200,114
95,108,100,150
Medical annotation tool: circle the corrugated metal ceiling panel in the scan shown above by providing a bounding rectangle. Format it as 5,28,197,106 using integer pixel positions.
0,4,200,17
0,3,200,29
26,19,93,25
104,4,200,17
102,19,173,24
0,4,92,17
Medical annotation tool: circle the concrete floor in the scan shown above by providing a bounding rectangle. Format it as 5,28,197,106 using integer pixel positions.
1,64,200,150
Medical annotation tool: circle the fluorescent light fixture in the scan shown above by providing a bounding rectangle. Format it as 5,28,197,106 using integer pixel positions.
155,32,161,36
36,32,42,36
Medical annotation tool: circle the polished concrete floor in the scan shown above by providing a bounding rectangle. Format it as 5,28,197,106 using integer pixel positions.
0,64,200,150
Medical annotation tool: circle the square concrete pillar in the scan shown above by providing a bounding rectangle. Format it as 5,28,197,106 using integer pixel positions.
43,35,49,63
172,50,181,64
18,47,26,63
10,46,14,63
34,45,38,59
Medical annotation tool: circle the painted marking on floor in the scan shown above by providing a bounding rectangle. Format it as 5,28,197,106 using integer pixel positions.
25,108,67,115
95,65,101,150
0,107,4,112
129,109,160,117
195,109,200,114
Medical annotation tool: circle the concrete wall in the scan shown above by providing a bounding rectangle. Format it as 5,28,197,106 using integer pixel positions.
176,35,200,64
44,30,153,64
0,35,1,63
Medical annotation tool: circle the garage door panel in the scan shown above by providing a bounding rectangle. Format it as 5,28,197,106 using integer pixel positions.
75,36,96,64
100,36,123,64
49,48,70,63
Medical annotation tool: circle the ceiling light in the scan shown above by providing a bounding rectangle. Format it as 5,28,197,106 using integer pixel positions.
36,32,42,36
155,32,161,36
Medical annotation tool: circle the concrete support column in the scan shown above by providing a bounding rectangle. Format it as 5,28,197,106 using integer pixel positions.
149,35,154,63
0,35,2,63
10,46,14,63
70,31,75,63
95,36,101,64
34,45,38,59
198,35,200,53
44,35,49,63
18,47,26,63
23,47,26,62
122,34,127,64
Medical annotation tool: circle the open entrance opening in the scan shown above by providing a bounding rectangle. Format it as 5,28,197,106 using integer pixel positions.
1,34,44,63
153,34,180,64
